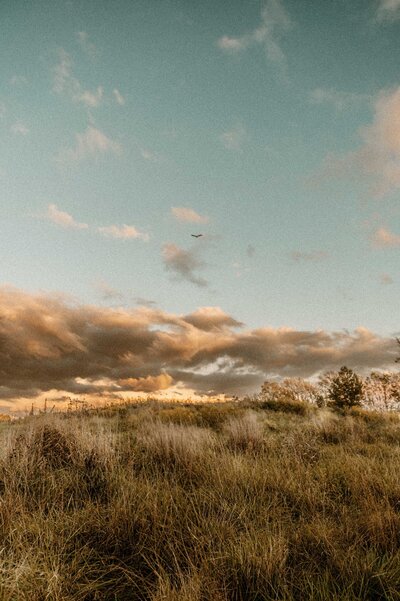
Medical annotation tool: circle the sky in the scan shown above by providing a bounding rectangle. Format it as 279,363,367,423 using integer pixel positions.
1,0,400,411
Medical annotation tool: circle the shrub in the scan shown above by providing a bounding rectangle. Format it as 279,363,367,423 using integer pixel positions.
194,404,245,430
260,398,311,416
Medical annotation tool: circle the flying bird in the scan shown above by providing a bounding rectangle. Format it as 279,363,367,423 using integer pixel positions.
191,234,203,238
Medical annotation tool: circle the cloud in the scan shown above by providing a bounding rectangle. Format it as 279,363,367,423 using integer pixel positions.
11,122,29,136
380,273,394,285
45,206,147,241
183,307,244,331
218,36,248,52
370,226,400,248
53,49,74,93
58,126,122,162
171,207,209,224
0,286,396,409
78,87,103,108
162,243,208,287
46,204,88,230
117,374,173,392
97,224,149,241
94,280,124,302
220,124,246,151
290,250,329,262
217,0,292,74
309,88,369,111
113,88,125,105
53,49,103,108
134,297,157,307
376,0,400,21
76,31,97,58
140,148,158,162
318,87,400,197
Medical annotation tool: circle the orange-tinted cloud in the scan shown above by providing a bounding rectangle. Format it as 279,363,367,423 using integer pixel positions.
171,207,209,224
46,204,88,230
320,87,400,197
370,226,400,248
0,287,396,410
97,224,149,241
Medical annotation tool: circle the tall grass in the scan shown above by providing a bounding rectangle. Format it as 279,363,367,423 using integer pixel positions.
0,402,400,599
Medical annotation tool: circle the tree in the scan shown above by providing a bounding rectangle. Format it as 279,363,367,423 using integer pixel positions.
317,371,337,407
363,371,400,411
280,378,320,404
260,380,291,404
260,378,320,404
328,366,363,410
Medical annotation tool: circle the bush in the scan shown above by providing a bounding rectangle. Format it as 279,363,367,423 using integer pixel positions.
260,398,311,416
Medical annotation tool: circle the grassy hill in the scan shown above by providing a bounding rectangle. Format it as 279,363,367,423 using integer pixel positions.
1,399,400,600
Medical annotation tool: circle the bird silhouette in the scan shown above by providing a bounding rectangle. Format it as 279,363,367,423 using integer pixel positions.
191,234,203,238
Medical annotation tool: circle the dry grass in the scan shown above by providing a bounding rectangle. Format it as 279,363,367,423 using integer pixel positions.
0,402,400,599
223,411,265,452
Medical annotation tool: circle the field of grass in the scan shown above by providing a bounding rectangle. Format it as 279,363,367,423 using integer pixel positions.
1,399,400,600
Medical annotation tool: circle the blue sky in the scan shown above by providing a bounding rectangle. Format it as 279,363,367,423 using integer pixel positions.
0,0,400,408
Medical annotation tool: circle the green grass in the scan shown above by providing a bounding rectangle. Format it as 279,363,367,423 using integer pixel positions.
1,401,400,599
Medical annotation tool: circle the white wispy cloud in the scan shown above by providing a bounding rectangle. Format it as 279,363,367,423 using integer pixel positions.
309,88,369,111
140,148,158,162
97,224,149,241
46,204,88,230
376,0,400,21
53,49,79,95
218,36,248,52
10,122,29,136
220,124,246,151
76,31,97,58
217,0,292,74
370,226,400,248
58,125,122,162
113,88,125,105
79,87,103,107
171,207,209,224
53,49,103,108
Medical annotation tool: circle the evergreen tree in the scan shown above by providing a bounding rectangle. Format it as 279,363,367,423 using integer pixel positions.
328,366,363,410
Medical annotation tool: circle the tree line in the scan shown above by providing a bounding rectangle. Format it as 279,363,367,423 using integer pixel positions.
260,368,400,412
